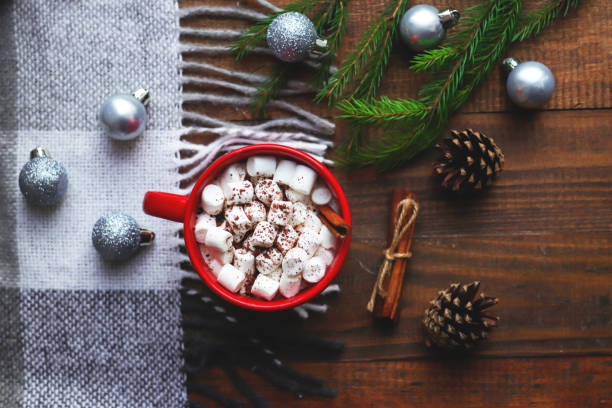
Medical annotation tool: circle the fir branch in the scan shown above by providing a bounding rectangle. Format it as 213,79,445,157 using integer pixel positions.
513,0,579,42
410,46,462,73
317,0,410,105
313,0,349,88
336,0,522,169
337,97,429,127
230,14,276,60
250,64,290,117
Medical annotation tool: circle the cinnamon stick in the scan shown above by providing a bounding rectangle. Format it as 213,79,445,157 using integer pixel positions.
317,205,351,239
372,189,417,323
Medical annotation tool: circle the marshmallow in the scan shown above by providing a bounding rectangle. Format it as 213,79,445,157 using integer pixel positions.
251,273,280,300
296,230,321,257
285,188,311,204
251,221,277,248
267,200,293,226
224,180,254,206
203,257,224,278
254,179,284,207
279,273,301,298
281,247,308,278
255,247,283,275
289,202,308,227
268,266,283,281
273,159,297,186
194,213,217,243
219,163,246,187
315,247,334,266
244,201,267,224
296,209,322,234
246,155,277,178
303,257,326,283
275,225,299,254
289,164,317,195
311,183,332,206
217,264,246,293
204,227,233,252
212,246,234,265
318,225,337,249
233,248,255,276
201,184,225,216
224,206,252,243
199,245,226,277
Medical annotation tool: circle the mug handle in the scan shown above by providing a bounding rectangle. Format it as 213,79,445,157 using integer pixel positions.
143,191,189,223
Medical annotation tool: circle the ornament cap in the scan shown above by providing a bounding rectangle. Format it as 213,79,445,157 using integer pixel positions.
30,146,50,160
438,9,460,29
139,228,155,246
132,88,151,106
310,38,329,58
315,38,328,50
502,57,520,73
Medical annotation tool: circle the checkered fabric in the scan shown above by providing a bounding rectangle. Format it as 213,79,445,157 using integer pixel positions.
0,1,187,406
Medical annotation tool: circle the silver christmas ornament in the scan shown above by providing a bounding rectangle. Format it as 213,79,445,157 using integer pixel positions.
19,147,68,206
503,58,555,109
266,12,326,62
399,5,460,52
100,88,150,141
92,212,155,261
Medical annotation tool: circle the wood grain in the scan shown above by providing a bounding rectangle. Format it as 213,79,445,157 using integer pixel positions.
340,110,612,239
194,357,612,407
179,0,612,123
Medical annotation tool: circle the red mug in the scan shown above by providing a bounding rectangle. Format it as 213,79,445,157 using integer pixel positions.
143,144,352,311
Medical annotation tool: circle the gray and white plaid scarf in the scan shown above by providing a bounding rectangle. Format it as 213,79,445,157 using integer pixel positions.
0,1,186,406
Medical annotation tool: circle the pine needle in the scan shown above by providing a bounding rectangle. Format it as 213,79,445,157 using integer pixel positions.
337,97,429,127
316,0,410,105
513,0,579,42
313,0,349,88
410,46,462,73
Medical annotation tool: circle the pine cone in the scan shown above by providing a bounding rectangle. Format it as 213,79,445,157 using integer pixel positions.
423,281,499,351
433,129,504,193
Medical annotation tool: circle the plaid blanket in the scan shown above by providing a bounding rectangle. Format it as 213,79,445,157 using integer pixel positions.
0,1,187,406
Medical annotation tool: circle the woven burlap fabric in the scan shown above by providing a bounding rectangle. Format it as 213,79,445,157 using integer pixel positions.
0,1,187,406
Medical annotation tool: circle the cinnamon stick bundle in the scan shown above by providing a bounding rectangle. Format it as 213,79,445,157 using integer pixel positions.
367,189,418,324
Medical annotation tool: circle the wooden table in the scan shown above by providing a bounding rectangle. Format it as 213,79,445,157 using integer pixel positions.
180,0,612,405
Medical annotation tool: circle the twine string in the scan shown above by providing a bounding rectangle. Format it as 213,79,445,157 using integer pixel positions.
366,198,419,312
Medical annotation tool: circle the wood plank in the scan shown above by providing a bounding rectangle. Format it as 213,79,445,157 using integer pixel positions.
375,0,612,113
340,109,612,238
192,356,612,407
178,0,612,124
309,232,612,360
300,109,612,361
185,229,611,361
